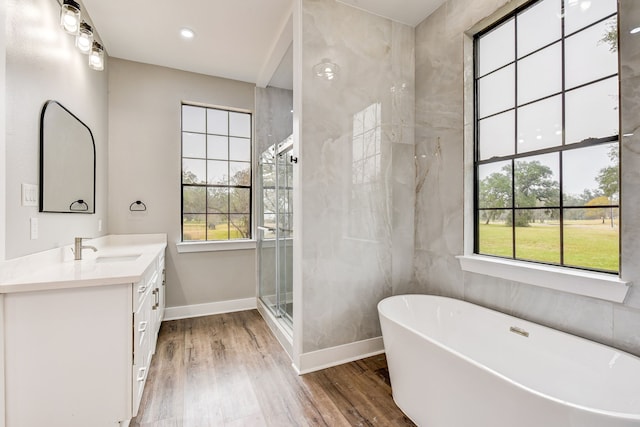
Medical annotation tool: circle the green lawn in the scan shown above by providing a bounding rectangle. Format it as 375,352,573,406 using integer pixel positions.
479,220,619,272
183,221,245,241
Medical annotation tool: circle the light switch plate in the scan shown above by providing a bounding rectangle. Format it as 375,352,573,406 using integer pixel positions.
22,183,38,207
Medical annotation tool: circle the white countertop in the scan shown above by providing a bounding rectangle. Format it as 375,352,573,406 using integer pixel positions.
0,234,167,293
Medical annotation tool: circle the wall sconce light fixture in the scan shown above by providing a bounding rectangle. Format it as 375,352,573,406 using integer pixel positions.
60,0,81,34
59,0,104,71
88,41,104,71
76,21,93,54
313,58,340,81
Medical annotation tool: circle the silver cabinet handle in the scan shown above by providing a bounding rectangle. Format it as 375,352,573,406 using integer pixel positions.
136,367,147,382
138,321,148,332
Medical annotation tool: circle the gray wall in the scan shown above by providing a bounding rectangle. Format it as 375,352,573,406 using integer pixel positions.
4,0,108,259
414,0,640,356
107,58,256,308
299,0,415,353
0,0,7,262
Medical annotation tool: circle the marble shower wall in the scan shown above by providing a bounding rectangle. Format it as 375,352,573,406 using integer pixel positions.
300,0,415,353
414,0,640,356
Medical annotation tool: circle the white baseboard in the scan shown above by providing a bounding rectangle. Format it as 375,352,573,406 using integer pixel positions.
163,297,257,321
296,336,385,374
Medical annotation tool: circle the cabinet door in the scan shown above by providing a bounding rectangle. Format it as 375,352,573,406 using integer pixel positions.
5,285,132,427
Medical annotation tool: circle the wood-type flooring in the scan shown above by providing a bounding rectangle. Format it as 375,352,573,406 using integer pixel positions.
130,309,415,427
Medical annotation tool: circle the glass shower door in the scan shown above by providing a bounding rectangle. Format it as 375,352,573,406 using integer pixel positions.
258,137,293,328
277,147,293,323
257,152,277,315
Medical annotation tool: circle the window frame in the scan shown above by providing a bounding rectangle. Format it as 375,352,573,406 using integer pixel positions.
472,0,620,274
180,102,253,244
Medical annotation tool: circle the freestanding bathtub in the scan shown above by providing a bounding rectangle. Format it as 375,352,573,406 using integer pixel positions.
378,294,640,427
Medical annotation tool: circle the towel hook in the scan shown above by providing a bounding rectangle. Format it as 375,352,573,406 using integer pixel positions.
69,199,88,211
129,200,147,211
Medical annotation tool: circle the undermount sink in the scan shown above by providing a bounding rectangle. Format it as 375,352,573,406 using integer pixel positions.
95,254,141,263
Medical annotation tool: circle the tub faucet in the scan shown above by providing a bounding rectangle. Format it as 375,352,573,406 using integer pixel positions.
73,237,98,260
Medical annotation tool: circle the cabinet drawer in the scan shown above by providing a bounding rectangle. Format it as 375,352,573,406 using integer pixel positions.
132,364,147,415
134,271,157,313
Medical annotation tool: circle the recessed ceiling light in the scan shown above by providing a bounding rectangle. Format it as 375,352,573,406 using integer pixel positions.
631,27,640,35
180,28,195,39
579,0,591,11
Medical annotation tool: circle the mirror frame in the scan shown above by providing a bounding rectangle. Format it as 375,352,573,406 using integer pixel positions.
39,100,96,214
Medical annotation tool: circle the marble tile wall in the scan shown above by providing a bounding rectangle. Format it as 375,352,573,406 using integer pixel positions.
299,0,415,352
414,0,640,356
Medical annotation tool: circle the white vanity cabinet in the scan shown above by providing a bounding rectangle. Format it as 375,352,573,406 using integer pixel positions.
0,234,167,427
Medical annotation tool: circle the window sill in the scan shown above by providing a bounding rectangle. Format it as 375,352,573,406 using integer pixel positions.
176,240,257,253
456,255,630,303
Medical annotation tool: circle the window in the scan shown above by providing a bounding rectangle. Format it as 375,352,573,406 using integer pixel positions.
181,104,252,241
474,0,619,273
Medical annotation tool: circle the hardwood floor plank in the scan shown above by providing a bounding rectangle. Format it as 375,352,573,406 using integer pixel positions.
135,367,185,425
303,369,377,427
182,366,225,427
153,321,185,373
131,310,415,427
224,412,268,427
135,418,182,427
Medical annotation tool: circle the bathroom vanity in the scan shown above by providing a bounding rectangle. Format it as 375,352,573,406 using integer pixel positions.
0,234,167,427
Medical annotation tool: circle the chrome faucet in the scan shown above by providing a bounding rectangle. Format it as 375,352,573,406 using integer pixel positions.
73,237,98,260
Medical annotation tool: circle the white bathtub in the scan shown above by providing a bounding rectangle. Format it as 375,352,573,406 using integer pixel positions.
378,294,640,427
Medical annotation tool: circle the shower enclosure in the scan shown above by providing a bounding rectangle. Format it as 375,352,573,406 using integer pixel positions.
257,135,294,329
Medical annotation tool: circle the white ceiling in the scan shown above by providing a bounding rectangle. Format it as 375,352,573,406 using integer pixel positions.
81,0,446,88
336,0,447,27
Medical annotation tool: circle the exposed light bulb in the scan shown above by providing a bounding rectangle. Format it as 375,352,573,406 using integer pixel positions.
63,14,79,32
60,0,81,34
88,41,104,71
76,22,93,54
180,28,195,39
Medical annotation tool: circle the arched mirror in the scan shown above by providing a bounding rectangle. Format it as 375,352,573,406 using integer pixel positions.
39,100,96,213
